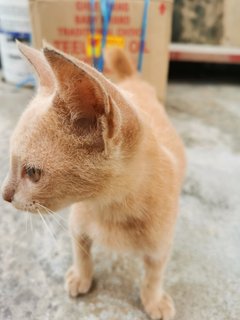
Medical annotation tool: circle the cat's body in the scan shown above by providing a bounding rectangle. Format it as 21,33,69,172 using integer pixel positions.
72,78,185,253
2,44,186,320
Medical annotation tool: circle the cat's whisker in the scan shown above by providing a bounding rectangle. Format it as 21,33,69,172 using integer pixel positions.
38,205,90,258
28,210,33,233
53,213,68,224
54,212,69,224
25,212,29,234
47,210,90,258
27,211,31,233
37,203,68,224
47,211,68,232
37,209,58,247
31,216,34,233
39,205,67,230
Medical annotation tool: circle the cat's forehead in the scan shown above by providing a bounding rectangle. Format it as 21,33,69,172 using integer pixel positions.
14,93,53,132
13,103,47,142
10,127,61,170
28,92,54,114
10,96,56,159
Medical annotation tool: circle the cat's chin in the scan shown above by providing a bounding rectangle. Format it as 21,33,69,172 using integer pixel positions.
11,200,41,214
11,200,56,215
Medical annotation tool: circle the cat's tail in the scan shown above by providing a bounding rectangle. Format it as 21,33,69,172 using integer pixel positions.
104,47,136,80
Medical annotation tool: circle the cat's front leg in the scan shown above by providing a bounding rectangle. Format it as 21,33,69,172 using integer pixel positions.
141,254,175,320
65,209,93,297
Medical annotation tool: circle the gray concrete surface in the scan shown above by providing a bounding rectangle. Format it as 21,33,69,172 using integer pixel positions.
0,80,239,320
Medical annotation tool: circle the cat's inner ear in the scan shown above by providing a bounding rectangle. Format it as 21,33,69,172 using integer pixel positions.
43,47,110,126
17,41,54,92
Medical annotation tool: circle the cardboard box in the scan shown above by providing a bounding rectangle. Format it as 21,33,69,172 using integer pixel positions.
29,0,173,102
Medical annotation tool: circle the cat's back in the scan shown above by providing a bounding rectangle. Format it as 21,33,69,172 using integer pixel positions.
119,77,186,183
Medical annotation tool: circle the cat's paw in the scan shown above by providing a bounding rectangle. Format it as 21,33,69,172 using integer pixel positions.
65,266,92,298
141,292,175,320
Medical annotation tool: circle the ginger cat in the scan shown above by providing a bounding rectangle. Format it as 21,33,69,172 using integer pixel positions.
2,43,186,320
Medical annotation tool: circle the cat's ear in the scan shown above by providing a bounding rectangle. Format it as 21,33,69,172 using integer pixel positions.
16,41,54,92
43,47,119,141
43,47,109,116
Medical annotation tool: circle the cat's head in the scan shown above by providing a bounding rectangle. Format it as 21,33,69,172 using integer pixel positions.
1,43,141,213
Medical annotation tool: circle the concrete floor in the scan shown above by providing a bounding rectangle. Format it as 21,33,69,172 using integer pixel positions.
0,79,239,320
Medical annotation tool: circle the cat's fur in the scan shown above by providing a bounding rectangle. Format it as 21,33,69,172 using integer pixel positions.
2,43,186,320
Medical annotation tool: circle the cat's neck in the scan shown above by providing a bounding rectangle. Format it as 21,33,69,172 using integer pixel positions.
85,128,158,222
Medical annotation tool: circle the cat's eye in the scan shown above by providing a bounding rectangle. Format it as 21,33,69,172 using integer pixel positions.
25,167,42,183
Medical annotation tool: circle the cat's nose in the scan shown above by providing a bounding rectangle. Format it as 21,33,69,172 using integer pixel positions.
2,188,15,203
